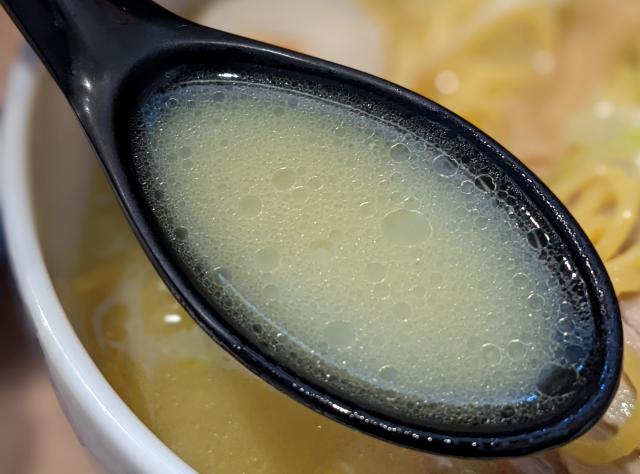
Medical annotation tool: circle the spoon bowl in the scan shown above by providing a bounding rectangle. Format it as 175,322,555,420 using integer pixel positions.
2,0,623,457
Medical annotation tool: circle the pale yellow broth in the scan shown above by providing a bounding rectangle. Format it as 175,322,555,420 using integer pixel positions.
56,173,514,473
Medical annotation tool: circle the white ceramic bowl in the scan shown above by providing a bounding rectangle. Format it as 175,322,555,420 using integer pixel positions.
0,3,383,471
1,51,195,474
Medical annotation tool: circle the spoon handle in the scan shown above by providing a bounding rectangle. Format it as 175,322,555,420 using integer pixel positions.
0,0,188,104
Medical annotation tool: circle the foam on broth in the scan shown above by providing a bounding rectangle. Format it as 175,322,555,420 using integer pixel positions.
130,69,595,427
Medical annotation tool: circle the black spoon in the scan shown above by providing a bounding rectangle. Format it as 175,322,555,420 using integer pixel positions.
2,0,622,458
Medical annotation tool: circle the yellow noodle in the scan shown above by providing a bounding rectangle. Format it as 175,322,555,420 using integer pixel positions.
553,161,640,262
569,185,609,222
360,0,563,133
560,344,640,464
607,245,640,295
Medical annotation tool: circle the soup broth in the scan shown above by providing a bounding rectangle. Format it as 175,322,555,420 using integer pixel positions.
129,69,595,427
58,173,568,473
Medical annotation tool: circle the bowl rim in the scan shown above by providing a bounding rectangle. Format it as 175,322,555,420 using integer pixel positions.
1,50,194,474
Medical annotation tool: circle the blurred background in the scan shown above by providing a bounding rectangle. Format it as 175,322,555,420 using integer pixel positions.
2,0,640,472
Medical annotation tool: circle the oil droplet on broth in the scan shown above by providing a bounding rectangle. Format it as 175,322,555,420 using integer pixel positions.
309,239,333,259
131,71,595,428
291,186,309,202
256,247,281,272
272,167,296,190
432,154,459,178
480,343,502,366
238,195,262,217
373,282,391,299
359,201,376,217
381,209,431,245
390,143,410,162
364,262,386,282
506,340,527,361
324,320,356,349
378,365,399,382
